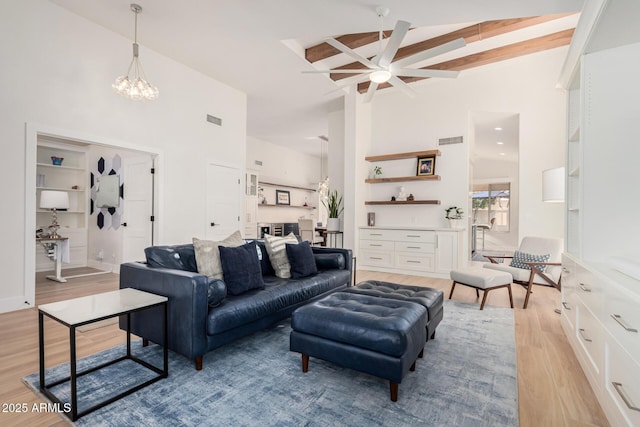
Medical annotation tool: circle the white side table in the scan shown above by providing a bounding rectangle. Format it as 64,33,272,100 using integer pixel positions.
37,236,68,282
38,288,168,421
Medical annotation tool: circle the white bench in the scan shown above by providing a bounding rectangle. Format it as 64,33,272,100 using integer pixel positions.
449,268,513,310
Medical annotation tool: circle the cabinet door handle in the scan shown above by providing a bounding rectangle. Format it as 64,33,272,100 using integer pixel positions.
562,267,571,274
406,235,421,238
612,382,640,412
370,257,382,260
369,244,382,247
406,246,420,249
407,260,421,264
370,233,383,236
578,328,592,342
562,302,571,310
611,314,638,333
578,283,591,292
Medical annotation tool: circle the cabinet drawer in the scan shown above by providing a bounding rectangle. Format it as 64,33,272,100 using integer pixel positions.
577,301,603,378
606,337,640,427
360,229,394,240
561,255,578,330
604,292,640,356
394,241,434,253
575,264,603,313
395,253,434,272
360,239,394,251
388,229,435,243
360,250,393,268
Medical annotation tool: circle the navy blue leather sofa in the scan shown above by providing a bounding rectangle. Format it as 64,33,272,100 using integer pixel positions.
119,241,352,370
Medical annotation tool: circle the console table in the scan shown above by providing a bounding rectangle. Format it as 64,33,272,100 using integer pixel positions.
38,288,168,421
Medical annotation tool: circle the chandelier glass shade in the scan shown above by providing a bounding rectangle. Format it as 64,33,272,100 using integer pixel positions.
113,4,159,101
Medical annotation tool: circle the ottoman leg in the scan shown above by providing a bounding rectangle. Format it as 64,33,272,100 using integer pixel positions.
302,354,309,373
410,361,416,371
418,349,424,358
448,281,456,299
390,381,399,402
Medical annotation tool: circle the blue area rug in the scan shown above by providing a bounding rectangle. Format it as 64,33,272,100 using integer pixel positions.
24,300,518,426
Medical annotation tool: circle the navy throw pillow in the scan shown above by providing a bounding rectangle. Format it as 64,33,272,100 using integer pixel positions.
286,241,318,279
219,241,265,296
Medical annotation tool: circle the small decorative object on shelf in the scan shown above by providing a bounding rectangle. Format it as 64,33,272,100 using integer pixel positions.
367,212,375,227
391,196,396,201
445,206,464,228
373,165,383,178
397,186,407,201
417,155,436,176
51,156,64,166
407,194,414,201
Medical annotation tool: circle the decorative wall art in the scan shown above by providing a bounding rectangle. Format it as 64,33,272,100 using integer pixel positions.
276,189,290,205
90,155,124,230
417,155,436,176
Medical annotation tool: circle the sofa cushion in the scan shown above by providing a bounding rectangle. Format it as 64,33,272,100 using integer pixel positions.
206,269,350,335
286,241,318,279
207,278,227,307
219,241,265,296
145,244,195,271
263,233,298,278
314,253,345,270
193,231,243,279
509,250,550,272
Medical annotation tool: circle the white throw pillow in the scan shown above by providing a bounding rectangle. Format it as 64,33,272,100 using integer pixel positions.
263,233,299,279
193,230,244,279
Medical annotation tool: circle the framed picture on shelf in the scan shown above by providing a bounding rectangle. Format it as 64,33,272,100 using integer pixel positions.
416,155,436,176
276,190,290,205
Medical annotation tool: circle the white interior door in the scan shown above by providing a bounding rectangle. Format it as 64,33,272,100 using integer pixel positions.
206,163,241,240
121,155,154,263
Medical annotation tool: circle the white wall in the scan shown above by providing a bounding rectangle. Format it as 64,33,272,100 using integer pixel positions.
351,47,568,257
246,136,320,224
0,1,247,313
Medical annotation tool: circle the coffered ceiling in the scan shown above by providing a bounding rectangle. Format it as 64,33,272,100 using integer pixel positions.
51,0,584,156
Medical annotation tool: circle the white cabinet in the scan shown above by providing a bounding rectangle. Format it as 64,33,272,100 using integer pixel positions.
36,141,88,271
359,227,462,278
561,255,640,427
244,195,258,239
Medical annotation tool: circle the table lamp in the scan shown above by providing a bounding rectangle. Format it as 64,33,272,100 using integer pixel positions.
40,190,69,238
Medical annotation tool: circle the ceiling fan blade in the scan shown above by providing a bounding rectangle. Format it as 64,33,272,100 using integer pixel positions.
388,75,417,98
302,69,372,74
378,20,411,68
325,38,378,69
362,82,378,103
330,73,373,90
393,68,460,79
393,37,466,68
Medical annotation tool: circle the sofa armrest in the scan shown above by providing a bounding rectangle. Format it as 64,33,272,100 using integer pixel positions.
311,247,353,273
119,262,210,361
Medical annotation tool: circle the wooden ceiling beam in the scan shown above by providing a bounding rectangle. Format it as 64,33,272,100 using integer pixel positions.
329,14,573,81
357,28,575,93
305,30,394,63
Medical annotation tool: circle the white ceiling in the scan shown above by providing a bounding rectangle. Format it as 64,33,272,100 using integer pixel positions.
51,0,584,157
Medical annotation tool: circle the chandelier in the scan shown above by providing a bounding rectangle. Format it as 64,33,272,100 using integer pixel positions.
112,4,159,101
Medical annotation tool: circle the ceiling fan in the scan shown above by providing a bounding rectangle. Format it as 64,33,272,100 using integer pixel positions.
304,7,466,102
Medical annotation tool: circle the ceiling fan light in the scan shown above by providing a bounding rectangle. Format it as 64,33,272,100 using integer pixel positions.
369,70,391,83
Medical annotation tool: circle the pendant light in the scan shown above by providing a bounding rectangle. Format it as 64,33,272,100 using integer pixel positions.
112,3,159,101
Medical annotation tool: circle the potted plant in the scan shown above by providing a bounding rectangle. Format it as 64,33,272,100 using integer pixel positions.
445,206,464,228
323,189,344,231
373,166,383,178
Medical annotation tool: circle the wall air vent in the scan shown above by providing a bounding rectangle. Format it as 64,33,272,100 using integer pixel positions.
206,114,222,126
254,160,263,166
438,136,464,145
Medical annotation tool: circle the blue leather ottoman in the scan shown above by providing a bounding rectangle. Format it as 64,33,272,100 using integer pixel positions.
290,292,427,401
343,280,444,341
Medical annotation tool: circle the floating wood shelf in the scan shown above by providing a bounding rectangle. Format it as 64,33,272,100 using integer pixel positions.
258,204,315,209
259,181,316,192
364,200,441,205
365,150,441,162
365,175,441,183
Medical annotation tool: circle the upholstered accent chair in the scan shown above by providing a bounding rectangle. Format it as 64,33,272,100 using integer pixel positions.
483,236,563,309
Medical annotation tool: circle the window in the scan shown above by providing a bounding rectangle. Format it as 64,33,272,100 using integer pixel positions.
472,183,510,232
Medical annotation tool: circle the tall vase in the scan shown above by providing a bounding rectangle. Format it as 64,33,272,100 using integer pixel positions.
448,219,460,229
327,218,340,231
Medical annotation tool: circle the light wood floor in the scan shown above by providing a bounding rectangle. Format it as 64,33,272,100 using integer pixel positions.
0,268,608,426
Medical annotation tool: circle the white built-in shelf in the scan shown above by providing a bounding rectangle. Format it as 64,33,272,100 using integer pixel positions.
37,209,85,214
568,207,580,212
36,162,84,171
259,181,316,192
365,149,441,162
36,186,86,192
258,204,315,209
